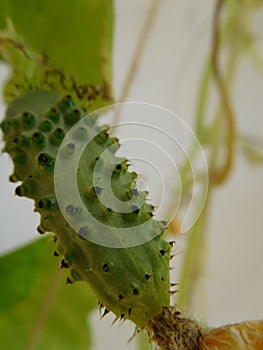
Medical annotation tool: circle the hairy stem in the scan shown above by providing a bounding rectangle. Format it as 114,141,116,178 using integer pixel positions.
148,307,203,350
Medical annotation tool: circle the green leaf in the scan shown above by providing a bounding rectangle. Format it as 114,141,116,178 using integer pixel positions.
0,0,113,104
0,235,97,350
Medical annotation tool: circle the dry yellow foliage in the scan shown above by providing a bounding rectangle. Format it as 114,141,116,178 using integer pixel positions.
200,320,263,350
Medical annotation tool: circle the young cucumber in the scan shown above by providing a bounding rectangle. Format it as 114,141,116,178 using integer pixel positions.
1,90,171,328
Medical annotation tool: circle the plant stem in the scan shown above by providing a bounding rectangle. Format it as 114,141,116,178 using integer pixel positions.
26,267,64,350
211,0,236,185
112,0,161,124
177,194,209,310
177,0,251,314
195,61,212,141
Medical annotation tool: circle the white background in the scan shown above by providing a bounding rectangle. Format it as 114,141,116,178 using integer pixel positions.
0,1,263,349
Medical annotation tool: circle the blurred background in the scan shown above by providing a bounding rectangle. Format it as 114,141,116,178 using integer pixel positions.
1,1,263,349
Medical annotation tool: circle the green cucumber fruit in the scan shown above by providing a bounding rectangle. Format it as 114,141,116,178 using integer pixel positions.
1,90,172,328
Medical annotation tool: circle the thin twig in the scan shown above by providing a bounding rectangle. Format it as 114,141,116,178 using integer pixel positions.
112,0,162,124
0,36,31,59
26,268,64,350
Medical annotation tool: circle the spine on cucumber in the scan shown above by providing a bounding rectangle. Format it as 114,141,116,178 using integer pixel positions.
1,90,171,328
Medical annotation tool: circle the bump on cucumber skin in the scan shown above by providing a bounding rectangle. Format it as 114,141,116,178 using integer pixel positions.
1,90,171,328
